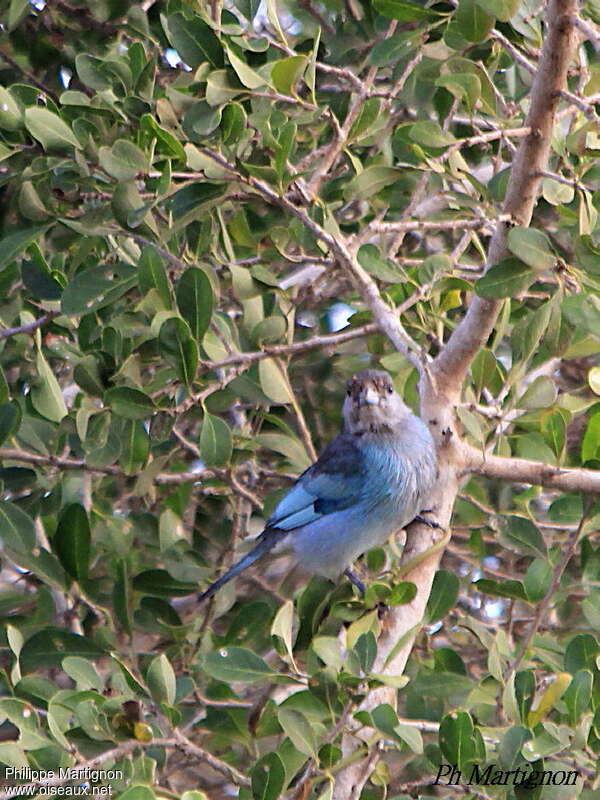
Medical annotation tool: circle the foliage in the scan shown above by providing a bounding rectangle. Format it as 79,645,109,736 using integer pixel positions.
0,0,599,798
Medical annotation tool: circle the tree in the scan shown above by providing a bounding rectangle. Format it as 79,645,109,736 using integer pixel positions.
0,0,599,798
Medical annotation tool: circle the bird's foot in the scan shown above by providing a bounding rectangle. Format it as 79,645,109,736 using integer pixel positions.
376,601,390,620
414,509,442,530
344,568,366,595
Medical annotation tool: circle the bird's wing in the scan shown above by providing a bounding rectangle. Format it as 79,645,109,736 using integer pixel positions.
266,434,366,531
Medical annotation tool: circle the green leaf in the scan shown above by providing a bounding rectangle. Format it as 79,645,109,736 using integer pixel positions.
388,581,417,605
541,409,566,459
62,657,103,691
564,634,599,674
251,752,285,800
169,183,227,221
474,258,531,298
0,401,21,445
477,0,519,18
354,632,377,674
118,787,156,800
252,316,287,345
435,73,481,110
158,317,198,386
507,227,556,271
138,246,172,308
345,166,402,201
514,670,535,723
99,139,149,181
113,560,133,635
277,708,318,758
518,375,557,409
527,672,571,727
374,0,444,20
271,600,298,669
140,114,186,162
20,628,106,673
439,711,478,769
7,547,68,591
0,86,22,130
425,570,459,622
498,726,531,770
409,120,456,148
523,559,551,602
369,32,419,67
24,108,81,151
31,348,68,423
221,102,247,144
454,0,494,42
22,258,62,300
62,263,137,316
498,516,547,558
18,181,50,222
104,387,156,420
348,98,382,140
53,503,91,581
133,569,197,597
0,501,36,553
582,413,600,462
357,244,403,282
582,590,600,630
146,654,176,705
474,578,527,601
226,47,267,89
119,420,150,475
563,669,592,725
176,268,213,343
542,176,575,205
0,226,48,270
371,704,424,753
256,433,311,471
162,12,224,68
203,647,275,683
271,56,307,95
199,412,232,467
259,359,294,405
588,366,600,396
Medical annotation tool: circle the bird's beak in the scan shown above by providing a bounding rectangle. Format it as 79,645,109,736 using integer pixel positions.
362,387,380,406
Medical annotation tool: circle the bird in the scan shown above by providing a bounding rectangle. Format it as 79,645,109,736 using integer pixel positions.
197,369,438,602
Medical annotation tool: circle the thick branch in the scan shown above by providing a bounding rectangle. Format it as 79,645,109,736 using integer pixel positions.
465,447,600,494
370,214,510,235
433,0,578,398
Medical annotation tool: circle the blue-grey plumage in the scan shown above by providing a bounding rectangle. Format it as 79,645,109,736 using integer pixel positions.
197,369,438,602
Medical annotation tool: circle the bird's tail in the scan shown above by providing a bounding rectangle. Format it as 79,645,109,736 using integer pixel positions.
197,533,277,603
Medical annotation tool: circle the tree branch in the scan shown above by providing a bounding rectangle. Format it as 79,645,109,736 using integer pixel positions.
0,735,249,800
465,447,600,493
333,3,579,795
505,510,587,678
571,14,600,54
0,311,60,341
433,0,578,399
368,214,511,235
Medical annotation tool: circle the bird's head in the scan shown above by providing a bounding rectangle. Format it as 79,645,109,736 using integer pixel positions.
342,369,410,434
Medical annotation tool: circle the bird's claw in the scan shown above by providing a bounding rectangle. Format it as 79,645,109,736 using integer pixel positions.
414,510,442,529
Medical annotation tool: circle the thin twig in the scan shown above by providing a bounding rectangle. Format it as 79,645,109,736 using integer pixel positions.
504,511,588,677
0,311,60,341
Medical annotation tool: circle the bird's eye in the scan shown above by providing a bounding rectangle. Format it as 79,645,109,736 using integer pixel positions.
346,388,352,396
387,386,393,394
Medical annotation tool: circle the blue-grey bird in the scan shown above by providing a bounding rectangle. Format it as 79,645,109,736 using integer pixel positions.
197,369,438,601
